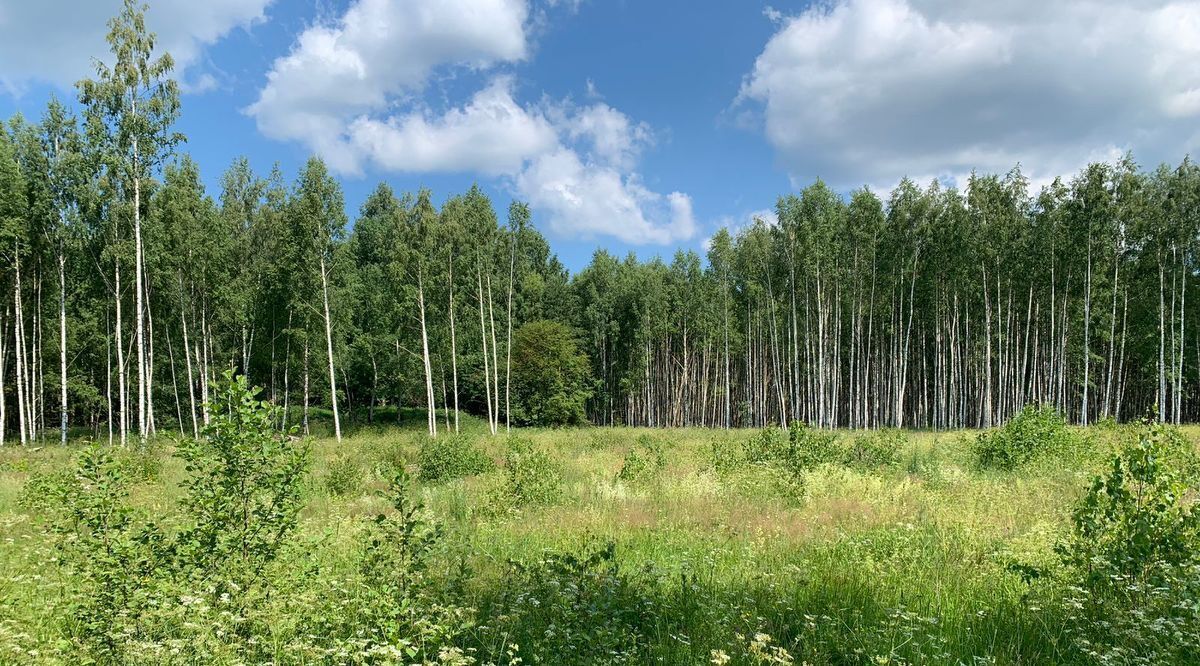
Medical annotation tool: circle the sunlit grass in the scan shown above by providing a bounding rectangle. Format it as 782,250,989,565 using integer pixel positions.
1,421,1195,663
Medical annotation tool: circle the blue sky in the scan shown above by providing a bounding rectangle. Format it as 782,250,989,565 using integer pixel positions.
2,0,1198,271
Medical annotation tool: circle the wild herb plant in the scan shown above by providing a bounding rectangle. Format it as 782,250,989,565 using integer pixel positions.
417,433,494,483
1058,418,1200,664
975,404,1074,470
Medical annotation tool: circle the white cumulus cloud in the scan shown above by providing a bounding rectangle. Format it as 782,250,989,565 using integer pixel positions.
346,77,558,176
739,0,1200,189
0,0,271,95
248,0,695,245
246,0,529,174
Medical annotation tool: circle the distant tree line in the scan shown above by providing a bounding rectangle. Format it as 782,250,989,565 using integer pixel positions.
579,160,1199,429
2,1,1199,441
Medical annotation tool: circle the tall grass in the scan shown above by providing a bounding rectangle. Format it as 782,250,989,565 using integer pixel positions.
0,417,1196,664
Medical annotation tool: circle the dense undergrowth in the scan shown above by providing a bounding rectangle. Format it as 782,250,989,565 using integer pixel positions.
1,390,1198,665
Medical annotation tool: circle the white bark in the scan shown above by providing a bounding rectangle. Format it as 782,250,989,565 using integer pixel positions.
319,256,341,442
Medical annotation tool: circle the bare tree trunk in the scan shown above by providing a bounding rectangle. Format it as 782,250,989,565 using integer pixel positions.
417,269,437,438
166,327,184,437
133,140,147,443
200,308,211,425
1159,260,1167,417
1082,242,1092,426
180,298,198,438
448,254,460,433
505,230,517,433
114,261,127,446
282,312,292,431
319,256,341,442
0,306,7,446
487,274,501,431
477,270,495,435
146,290,157,436
302,338,310,436
58,253,67,444
14,251,28,445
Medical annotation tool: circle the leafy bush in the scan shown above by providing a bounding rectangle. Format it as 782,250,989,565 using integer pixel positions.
510,320,593,426
38,372,311,663
370,436,411,479
974,404,1072,470
417,433,493,483
297,470,473,662
743,422,841,472
501,436,562,507
479,541,654,664
617,434,667,484
47,446,169,662
783,421,841,472
1058,418,1200,664
115,439,164,482
176,372,309,584
744,427,787,464
323,453,363,496
845,429,904,469
709,435,745,474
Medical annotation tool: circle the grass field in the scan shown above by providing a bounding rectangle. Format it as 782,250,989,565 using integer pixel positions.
0,410,1196,664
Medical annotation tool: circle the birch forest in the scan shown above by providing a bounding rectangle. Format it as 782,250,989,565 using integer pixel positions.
3,2,1200,448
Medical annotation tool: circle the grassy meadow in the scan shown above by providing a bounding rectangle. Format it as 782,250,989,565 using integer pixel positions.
0,408,1197,664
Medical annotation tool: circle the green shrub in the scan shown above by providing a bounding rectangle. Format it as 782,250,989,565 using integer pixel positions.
510,320,593,426
744,426,787,464
501,436,562,507
417,433,493,483
371,436,411,479
709,435,745,474
296,470,473,662
784,421,841,472
115,439,164,482
323,454,363,496
47,445,169,663
974,404,1072,470
617,434,667,484
18,464,74,511
845,429,904,469
478,541,652,664
39,373,311,663
176,372,310,583
587,428,622,451
1058,418,1200,664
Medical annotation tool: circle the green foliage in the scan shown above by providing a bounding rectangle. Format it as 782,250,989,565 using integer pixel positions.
709,434,746,474
846,429,905,469
176,371,309,582
499,436,562,507
617,434,668,484
479,541,653,665
975,404,1073,470
417,433,494,483
1057,419,1200,664
298,470,472,663
31,373,311,662
323,453,363,497
47,445,169,662
510,320,593,426
744,426,787,464
114,439,164,482
784,421,842,472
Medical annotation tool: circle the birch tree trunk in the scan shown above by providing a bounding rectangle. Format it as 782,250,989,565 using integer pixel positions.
319,256,341,442
448,254,460,433
58,252,67,444
417,269,437,437
477,270,495,435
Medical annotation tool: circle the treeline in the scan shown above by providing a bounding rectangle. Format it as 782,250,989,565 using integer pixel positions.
3,2,1200,444
578,160,1200,429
